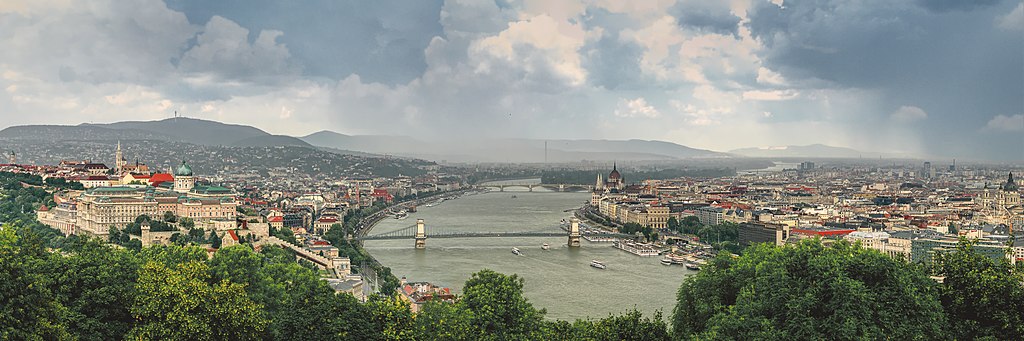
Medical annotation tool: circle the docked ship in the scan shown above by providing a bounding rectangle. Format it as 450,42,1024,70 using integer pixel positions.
512,247,523,256
685,262,701,271
612,240,660,257
590,260,607,269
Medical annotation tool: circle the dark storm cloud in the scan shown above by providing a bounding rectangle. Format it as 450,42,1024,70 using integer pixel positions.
580,29,646,90
745,0,1023,160
669,0,741,36
165,0,443,85
917,0,1005,12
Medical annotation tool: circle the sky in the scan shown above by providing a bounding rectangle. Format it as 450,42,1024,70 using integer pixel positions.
0,0,1021,161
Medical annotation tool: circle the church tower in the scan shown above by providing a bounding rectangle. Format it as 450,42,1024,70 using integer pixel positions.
7,151,14,165
115,141,127,172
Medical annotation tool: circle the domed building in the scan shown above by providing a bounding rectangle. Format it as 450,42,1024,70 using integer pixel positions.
173,160,195,193
605,163,624,191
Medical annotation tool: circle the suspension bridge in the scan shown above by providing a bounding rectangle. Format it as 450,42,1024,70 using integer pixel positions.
355,218,632,248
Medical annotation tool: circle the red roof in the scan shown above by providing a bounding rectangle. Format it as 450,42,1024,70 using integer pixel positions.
268,216,283,223
38,205,49,211
318,217,338,223
227,230,239,241
149,173,174,186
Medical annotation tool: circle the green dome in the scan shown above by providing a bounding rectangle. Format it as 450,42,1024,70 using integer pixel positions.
174,160,193,177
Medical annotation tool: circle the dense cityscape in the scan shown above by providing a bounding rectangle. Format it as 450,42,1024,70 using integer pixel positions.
2,0,1023,339
1,137,1022,339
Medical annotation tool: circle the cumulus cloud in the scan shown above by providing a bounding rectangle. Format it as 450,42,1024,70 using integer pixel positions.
984,114,1024,132
997,2,1023,31
614,97,661,118
0,0,1020,160
890,105,928,122
178,16,297,82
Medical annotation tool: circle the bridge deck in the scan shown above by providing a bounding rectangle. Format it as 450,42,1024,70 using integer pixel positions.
356,231,630,241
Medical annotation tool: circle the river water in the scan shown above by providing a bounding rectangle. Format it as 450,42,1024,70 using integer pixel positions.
364,181,693,321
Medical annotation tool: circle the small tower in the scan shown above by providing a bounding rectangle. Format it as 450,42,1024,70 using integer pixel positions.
568,217,581,247
7,150,14,165
415,219,427,249
115,141,127,172
141,221,151,247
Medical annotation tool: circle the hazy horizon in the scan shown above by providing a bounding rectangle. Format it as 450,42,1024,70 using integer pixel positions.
0,0,1021,161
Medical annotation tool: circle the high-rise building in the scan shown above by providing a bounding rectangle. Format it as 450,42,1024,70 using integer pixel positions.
923,162,932,179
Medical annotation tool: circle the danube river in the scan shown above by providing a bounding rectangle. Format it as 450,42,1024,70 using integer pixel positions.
365,181,693,321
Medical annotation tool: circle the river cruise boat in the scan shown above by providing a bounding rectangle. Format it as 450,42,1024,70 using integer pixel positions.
612,240,660,257
512,247,523,256
661,258,673,266
590,260,607,269
685,262,701,271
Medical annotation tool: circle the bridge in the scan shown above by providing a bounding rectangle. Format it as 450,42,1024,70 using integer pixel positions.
355,218,632,248
478,182,594,192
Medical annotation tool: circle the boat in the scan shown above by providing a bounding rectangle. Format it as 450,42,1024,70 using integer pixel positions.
661,258,674,266
541,243,550,250
511,195,517,199
512,247,523,256
394,210,408,220
685,262,701,271
612,240,660,257
590,260,607,269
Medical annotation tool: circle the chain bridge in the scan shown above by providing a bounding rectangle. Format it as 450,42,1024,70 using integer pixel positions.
355,218,631,248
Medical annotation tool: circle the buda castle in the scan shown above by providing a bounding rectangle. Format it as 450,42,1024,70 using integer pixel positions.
37,144,238,239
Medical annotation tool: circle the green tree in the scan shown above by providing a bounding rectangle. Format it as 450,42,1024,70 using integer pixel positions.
667,216,680,232
460,269,547,339
47,238,140,340
128,260,267,340
932,239,1024,339
672,239,946,340
163,211,177,222
413,300,474,340
366,295,416,340
0,225,70,340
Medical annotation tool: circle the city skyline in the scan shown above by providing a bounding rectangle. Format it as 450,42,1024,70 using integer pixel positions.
0,0,1022,161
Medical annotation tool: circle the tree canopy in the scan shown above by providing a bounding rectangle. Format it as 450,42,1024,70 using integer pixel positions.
672,239,946,340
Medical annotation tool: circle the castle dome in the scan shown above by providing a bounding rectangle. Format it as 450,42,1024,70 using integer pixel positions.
174,160,193,177
608,163,621,180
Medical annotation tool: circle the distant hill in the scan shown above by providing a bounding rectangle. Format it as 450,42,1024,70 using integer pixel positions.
1,119,731,163
84,118,269,146
0,125,175,141
0,118,305,148
303,131,729,162
231,135,312,147
301,131,422,154
729,144,867,158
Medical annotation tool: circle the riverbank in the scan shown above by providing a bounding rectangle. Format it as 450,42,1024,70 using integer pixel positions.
363,190,693,321
339,187,480,294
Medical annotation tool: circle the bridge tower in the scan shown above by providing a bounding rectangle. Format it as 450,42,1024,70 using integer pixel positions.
568,217,581,247
415,219,427,249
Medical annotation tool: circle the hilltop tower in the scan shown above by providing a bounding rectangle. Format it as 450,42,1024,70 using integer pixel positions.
173,160,195,193
7,150,14,165
115,141,127,172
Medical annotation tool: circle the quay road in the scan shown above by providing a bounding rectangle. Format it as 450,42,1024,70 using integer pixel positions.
342,188,478,294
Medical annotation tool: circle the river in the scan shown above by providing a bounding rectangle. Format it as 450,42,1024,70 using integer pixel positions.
364,180,693,321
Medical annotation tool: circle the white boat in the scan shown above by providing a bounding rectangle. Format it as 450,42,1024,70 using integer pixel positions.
512,247,523,256
685,262,701,271
590,260,607,269
541,243,550,250
661,257,674,266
